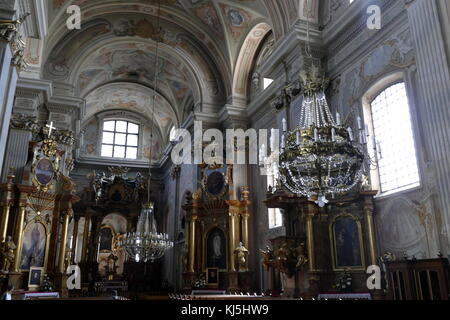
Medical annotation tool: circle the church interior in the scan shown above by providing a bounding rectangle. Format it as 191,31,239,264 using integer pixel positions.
1,0,450,301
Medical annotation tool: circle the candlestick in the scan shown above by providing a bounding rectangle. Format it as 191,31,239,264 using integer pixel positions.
282,118,287,132
357,116,362,130
336,112,341,126
331,128,336,142
314,128,319,142
281,135,286,149
347,127,353,141
296,131,301,144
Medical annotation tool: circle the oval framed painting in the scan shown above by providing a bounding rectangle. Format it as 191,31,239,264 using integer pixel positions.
35,158,54,186
206,171,226,196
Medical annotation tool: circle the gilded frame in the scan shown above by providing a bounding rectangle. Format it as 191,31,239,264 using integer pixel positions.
329,213,366,271
31,156,58,191
28,267,45,290
202,226,228,272
98,225,115,254
20,217,51,272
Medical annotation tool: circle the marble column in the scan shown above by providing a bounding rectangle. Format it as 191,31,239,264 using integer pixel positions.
80,215,91,263
407,0,450,253
58,209,71,273
71,216,79,264
0,40,18,176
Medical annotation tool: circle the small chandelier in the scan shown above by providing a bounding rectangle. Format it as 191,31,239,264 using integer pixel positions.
119,202,173,263
277,68,365,207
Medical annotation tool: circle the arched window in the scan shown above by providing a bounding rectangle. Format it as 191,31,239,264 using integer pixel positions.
366,82,420,195
101,120,139,159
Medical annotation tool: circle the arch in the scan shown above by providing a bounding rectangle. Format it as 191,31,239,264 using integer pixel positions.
232,22,272,99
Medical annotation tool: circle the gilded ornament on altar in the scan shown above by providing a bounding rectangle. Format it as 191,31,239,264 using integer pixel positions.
0,236,16,273
275,243,290,274
234,242,249,272
260,246,273,270
42,139,58,158
294,243,308,269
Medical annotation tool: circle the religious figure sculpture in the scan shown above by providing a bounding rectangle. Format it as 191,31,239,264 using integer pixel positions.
234,242,249,272
0,236,16,273
275,243,290,274
260,246,273,270
294,243,308,269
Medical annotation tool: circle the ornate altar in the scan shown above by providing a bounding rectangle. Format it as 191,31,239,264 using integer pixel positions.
182,163,252,292
263,188,382,299
0,128,79,296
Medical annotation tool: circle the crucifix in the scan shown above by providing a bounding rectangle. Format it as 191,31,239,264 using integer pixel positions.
46,121,56,138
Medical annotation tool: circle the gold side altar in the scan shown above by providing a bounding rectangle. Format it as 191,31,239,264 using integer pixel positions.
263,188,383,299
0,131,79,296
182,163,252,292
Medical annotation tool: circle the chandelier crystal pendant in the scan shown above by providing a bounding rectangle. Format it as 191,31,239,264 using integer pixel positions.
119,202,173,263
277,69,365,207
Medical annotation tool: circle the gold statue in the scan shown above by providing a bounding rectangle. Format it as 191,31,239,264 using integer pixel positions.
0,236,16,273
275,242,290,274
64,245,72,271
260,246,273,270
234,242,249,272
294,243,308,269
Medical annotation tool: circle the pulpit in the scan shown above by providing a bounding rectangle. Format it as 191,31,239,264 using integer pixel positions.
182,163,252,292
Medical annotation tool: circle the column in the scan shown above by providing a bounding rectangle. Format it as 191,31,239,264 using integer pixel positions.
362,193,378,266
12,204,26,271
305,204,316,271
70,216,79,264
228,211,237,272
0,170,14,243
80,215,91,263
0,15,26,175
188,216,197,273
58,209,71,273
407,0,450,252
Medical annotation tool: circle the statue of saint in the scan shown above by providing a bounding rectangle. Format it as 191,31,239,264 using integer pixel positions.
260,246,273,270
234,242,249,272
294,243,308,269
0,236,16,273
275,243,290,274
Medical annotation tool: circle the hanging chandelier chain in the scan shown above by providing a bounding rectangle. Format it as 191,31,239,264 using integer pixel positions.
148,0,162,202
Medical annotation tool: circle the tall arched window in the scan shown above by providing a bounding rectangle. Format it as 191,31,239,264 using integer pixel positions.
367,82,420,194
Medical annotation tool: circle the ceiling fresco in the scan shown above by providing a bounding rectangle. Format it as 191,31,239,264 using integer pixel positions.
41,0,316,161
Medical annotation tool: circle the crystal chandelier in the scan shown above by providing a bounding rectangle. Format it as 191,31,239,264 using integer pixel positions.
118,0,173,261
276,68,365,207
119,202,173,263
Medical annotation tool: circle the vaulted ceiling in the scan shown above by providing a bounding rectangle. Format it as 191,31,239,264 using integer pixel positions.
41,0,319,145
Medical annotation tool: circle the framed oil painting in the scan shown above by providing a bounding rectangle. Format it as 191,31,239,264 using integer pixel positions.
206,228,227,271
20,222,47,271
331,216,365,271
28,267,44,289
206,171,226,196
34,158,54,186
206,268,219,286
99,225,114,252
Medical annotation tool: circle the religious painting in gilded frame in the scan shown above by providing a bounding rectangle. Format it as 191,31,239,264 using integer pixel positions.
204,227,227,271
33,157,56,187
20,221,49,271
206,268,219,287
28,267,44,290
201,167,228,199
330,214,365,271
